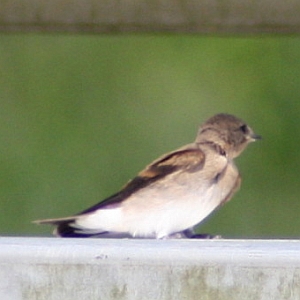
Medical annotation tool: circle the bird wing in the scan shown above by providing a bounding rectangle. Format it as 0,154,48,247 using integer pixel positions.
78,145,205,214
34,144,205,226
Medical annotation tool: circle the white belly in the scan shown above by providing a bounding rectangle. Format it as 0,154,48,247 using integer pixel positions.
76,157,239,238
121,176,227,238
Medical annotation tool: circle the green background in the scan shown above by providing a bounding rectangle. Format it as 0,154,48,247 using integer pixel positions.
0,35,299,238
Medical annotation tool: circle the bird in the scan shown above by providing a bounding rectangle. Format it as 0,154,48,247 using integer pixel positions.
34,113,261,239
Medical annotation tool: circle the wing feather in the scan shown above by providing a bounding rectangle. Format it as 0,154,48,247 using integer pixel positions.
79,147,205,214
34,145,205,237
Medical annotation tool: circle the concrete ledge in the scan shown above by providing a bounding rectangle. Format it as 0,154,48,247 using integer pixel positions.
1,238,300,299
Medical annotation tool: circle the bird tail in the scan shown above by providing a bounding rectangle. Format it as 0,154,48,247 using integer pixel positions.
33,217,100,238
34,217,130,238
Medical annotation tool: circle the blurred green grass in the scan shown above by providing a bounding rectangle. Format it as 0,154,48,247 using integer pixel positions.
0,34,299,238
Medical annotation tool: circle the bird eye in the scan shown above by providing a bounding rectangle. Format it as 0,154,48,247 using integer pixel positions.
240,124,248,134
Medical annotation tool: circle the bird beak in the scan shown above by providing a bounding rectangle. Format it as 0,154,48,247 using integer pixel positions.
250,133,262,141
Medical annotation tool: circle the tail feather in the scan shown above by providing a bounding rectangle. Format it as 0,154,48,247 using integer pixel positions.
33,216,76,226
55,221,100,238
56,222,132,238
34,216,124,238
34,217,99,238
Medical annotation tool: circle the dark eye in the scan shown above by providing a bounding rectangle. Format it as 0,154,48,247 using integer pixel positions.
240,124,248,134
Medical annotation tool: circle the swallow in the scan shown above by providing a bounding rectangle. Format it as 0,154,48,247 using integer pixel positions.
34,113,261,239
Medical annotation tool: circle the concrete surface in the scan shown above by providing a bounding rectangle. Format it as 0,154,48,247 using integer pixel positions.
0,238,300,300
